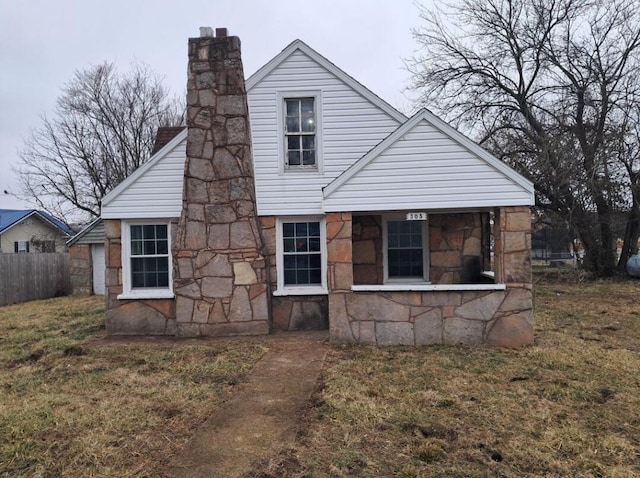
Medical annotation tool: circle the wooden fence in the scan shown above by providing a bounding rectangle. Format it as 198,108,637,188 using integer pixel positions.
0,253,72,307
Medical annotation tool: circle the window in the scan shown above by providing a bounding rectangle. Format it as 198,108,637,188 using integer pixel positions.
285,98,316,168
276,218,327,294
120,222,173,299
14,241,29,253
383,216,429,283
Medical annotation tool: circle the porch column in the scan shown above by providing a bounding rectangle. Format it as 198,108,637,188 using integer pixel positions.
326,212,356,342
489,206,534,346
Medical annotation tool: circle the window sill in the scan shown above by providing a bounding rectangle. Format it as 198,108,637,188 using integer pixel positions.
351,283,506,292
273,287,328,296
117,290,175,300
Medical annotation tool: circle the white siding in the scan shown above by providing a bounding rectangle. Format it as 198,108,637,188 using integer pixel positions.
91,244,105,295
101,140,186,219
248,50,401,216
323,119,534,212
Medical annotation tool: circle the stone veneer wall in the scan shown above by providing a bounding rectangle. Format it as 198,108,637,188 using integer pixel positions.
104,219,177,335
69,244,92,295
329,207,534,347
259,216,328,331
352,213,485,285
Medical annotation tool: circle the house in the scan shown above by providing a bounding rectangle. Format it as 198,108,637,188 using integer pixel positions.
0,209,75,254
67,218,106,295
100,28,535,347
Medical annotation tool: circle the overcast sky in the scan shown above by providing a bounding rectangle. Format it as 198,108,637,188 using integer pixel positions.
0,0,428,213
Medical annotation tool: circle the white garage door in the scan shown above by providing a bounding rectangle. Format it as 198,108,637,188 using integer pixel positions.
91,244,106,295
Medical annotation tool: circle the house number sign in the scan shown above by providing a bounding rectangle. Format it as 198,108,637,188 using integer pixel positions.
406,212,427,221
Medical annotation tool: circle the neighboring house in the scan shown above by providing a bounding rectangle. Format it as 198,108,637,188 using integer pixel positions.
0,209,75,254
67,218,106,295
100,28,535,347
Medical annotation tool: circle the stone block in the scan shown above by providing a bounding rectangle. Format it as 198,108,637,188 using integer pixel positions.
444,230,465,250
177,258,194,279
414,309,443,345
505,209,531,232
375,321,414,346
233,261,257,284
104,219,121,239
499,288,533,313
206,204,236,223
201,277,233,298
230,221,257,249
462,236,482,255
142,299,174,319
329,294,355,343
422,291,462,307
326,217,344,240
504,231,527,253
272,299,293,330
487,314,534,347
332,262,353,290
106,302,169,335
176,323,201,338
175,296,194,322
502,253,531,283
208,223,230,249
455,291,504,321
430,250,461,268
207,300,227,323
192,301,211,323
228,286,252,321
289,300,328,330
185,220,207,250
443,317,484,345
176,280,201,299
358,321,376,343
353,264,379,285
353,240,376,264
199,320,269,337
328,238,351,263
199,89,216,107
213,147,242,179
250,292,270,322
346,294,411,322
188,158,215,181
227,117,247,145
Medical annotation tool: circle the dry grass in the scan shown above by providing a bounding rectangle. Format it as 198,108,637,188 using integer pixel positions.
0,296,267,477
253,279,640,477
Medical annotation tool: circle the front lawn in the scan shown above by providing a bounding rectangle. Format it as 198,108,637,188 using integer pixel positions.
252,280,640,477
0,296,266,477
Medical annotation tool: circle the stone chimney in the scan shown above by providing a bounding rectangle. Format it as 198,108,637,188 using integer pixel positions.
173,27,270,336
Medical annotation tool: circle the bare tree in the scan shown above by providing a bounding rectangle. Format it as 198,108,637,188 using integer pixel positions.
17,62,183,221
408,0,640,275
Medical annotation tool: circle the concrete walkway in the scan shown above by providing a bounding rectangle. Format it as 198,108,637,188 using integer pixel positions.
167,331,328,478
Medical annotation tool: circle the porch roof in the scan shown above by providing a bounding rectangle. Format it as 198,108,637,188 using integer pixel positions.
322,109,535,213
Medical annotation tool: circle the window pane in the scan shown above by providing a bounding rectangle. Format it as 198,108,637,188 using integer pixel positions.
284,270,296,285
143,225,155,239
288,151,300,166
287,135,300,151
302,136,315,150
286,100,299,115
301,116,315,133
283,223,295,237
296,223,308,236
156,225,167,239
308,222,320,236
308,237,321,252
157,239,168,255
301,98,314,113
131,240,142,256
284,238,295,253
303,151,315,166
131,225,143,240
144,239,156,255
286,117,300,133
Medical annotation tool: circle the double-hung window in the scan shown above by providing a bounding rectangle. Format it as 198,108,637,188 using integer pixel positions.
14,240,29,253
120,222,173,299
276,218,327,294
383,216,429,283
284,98,316,169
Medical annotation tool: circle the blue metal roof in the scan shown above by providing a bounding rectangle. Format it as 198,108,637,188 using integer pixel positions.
0,209,75,236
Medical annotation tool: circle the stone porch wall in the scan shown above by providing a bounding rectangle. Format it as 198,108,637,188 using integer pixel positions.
329,207,534,347
69,244,92,295
352,213,485,285
104,219,177,335
260,216,329,331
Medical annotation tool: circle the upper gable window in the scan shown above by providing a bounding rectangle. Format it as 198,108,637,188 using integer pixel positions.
285,98,316,169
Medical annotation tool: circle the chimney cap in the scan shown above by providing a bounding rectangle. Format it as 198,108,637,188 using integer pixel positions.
199,27,214,37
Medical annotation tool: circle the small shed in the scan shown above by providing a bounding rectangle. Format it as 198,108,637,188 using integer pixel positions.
67,219,105,295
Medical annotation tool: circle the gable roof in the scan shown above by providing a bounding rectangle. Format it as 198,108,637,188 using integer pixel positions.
66,218,105,246
102,39,408,212
323,109,535,212
101,127,187,208
246,39,407,123
0,209,75,236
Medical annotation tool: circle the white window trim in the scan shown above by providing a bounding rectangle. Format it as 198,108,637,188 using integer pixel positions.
382,214,430,284
118,220,174,300
276,90,323,175
275,216,328,295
